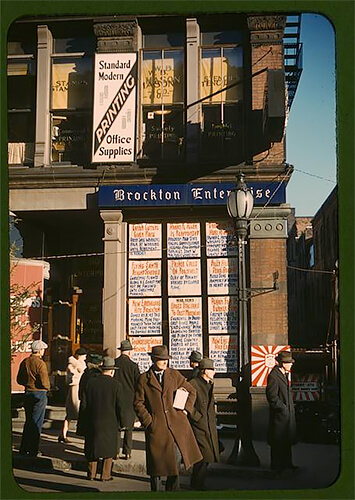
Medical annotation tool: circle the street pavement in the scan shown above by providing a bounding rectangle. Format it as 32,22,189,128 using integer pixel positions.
11,406,341,495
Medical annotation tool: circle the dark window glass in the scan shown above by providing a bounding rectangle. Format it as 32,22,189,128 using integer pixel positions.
50,21,95,53
142,106,184,161
143,32,184,48
8,112,34,143
51,112,92,165
201,30,244,45
54,36,95,54
7,60,36,110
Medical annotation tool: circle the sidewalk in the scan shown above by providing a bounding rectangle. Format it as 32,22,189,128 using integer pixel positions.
12,406,341,493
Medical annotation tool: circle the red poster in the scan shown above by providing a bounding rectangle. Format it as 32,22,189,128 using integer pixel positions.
251,345,290,387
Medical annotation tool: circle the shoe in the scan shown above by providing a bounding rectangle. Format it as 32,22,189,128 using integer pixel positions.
101,477,114,481
58,436,69,443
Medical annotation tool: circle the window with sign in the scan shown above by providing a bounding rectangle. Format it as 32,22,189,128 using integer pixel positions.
140,22,185,162
50,22,94,165
200,25,245,163
7,24,36,166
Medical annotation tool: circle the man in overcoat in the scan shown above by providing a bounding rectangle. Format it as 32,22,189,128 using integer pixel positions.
77,357,122,481
188,357,220,490
114,339,140,459
187,350,202,381
134,345,203,491
266,351,298,474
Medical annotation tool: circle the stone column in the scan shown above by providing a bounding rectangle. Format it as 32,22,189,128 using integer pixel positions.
100,210,127,357
186,18,201,164
34,25,52,167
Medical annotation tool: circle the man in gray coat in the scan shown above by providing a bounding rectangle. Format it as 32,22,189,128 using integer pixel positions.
266,351,298,475
188,357,220,490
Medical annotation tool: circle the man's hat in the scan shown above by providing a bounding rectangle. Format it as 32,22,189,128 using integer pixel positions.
149,345,172,360
118,339,133,351
31,340,48,352
88,353,103,365
199,357,215,370
100,356,119,370
74,347,87,356
276,351,295,364
188,350,202,362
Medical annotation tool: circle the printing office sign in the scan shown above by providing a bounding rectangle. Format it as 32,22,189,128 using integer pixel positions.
92,53,137,163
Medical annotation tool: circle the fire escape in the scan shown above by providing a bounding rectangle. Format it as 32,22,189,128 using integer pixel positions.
284,14,303,111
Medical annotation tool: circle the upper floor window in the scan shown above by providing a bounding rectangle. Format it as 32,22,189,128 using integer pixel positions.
7,23,36,166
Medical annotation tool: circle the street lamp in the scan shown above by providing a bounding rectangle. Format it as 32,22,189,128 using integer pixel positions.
227,172,260,466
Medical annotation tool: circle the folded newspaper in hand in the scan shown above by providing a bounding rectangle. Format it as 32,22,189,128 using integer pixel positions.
173,387,189,410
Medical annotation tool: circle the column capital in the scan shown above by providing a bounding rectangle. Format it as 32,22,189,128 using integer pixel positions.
94,20,138,52
100,210,124,240
247,14,286,45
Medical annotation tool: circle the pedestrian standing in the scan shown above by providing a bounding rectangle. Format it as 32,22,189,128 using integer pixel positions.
58,348,87,443
78,353,102,401
188,357,220,490
16,340,50,457
77,357,122,481
266,350,298,475
134,345,203,492
114,339,140,459
187,350,202,381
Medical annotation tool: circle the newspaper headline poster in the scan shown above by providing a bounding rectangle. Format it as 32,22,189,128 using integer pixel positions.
130,336,163,373
209,335,238,372
208,296,238,333
168,259,201,296
128,260,161,297
92,52,137,163
169,297,203,370
129,298,162,336
206,221,238,257
129,223,162,259
167,222,201,258
207,258,238,295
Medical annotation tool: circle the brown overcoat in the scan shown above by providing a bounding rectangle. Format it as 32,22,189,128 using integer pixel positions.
134,367,203,476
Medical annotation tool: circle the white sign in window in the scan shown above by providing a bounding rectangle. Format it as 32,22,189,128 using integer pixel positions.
129,223,162,259
209,335,238,373
128,260,161,297
206,221,237,257
168,259,201,296
208,296,238,333
92,52,137,163
130,336,163,373
207,258,238,295
169,297,203,370
167,222,201,258
129,298,162,336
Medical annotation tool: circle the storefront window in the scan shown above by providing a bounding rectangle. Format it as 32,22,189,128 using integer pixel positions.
50,56,93,164
200,43,244,162
141,48,184,161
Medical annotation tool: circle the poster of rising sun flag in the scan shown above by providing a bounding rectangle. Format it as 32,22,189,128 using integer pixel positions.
251,345,290,387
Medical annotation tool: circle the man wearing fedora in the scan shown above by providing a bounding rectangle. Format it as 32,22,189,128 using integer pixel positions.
134,345,203,491
266,350,298,475
16,340,50,457
114,339,140,459
188,357,220,490
77,357,123,481
187,350,203,381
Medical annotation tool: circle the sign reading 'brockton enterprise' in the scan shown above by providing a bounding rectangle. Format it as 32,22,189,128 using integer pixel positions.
98,182,286,208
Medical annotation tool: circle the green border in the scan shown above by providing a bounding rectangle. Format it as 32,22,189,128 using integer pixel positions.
1,1,354,499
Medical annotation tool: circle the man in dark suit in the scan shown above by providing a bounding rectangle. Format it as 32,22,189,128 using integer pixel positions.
266,351,298,475
77,357,122,481
188,357,220,490
114,339,140,459
187,350,202,381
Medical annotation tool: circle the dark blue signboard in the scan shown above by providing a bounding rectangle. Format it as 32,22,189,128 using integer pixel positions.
98,182,286,208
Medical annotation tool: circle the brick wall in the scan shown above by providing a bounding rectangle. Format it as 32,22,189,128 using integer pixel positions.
249,238,288,345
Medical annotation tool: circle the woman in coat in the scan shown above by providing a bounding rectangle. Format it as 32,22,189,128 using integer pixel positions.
58,348,87,443
266,351,298,474
134,345,203,491
77,357,122,481
188,357,220,490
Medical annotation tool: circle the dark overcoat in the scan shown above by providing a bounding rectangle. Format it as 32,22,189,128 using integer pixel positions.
266,366,297,446
77,374,122,460
187,367,200,381
114,354,140,428
188,376,220,463
134,367,203,476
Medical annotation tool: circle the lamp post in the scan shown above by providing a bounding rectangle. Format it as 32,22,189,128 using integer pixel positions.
227,172,260,466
